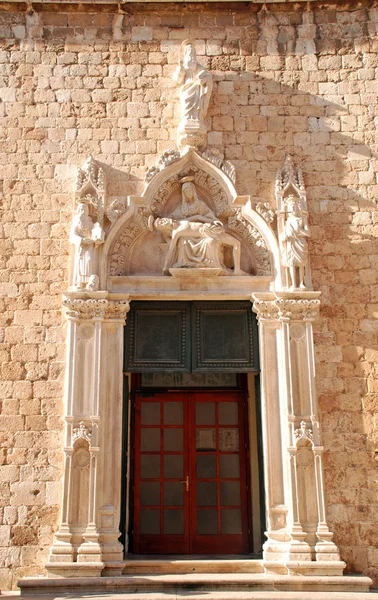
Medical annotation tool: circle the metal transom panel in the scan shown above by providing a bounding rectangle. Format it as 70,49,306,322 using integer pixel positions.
124,301,259,373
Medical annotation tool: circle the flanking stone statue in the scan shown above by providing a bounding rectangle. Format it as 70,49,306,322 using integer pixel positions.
174,40,213,153
280,195,310,290
150,178,245,276
70,201,104,290
276,155,312,290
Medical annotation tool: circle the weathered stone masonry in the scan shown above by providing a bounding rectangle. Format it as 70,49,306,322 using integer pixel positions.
0,0,378,590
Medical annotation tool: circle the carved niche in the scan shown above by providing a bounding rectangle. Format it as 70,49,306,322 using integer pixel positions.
276,156,312,291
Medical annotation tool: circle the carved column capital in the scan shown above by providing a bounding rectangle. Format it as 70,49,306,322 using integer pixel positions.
252,292,320,323
275,297,320,322
252,297,279,322
63,295,130,323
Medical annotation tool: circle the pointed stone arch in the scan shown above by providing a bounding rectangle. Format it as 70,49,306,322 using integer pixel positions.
101,150,281,289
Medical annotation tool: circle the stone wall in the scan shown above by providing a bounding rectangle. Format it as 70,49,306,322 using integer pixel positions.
0,0,377,590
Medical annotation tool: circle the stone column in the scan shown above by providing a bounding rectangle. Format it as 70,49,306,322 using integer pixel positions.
252,292,345,577
46,294,129,579
252,294,289,574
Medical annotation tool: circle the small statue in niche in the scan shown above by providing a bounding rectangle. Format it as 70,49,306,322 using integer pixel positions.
174,40,213,151
280,195,310,290
150,178,245,276
70,201,104,290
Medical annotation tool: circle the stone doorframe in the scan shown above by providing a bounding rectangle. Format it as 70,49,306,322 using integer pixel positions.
45,152,346,581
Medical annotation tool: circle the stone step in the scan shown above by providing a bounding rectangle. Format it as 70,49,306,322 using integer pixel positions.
123,558,265,574
5,593,378,600
18,573,373,596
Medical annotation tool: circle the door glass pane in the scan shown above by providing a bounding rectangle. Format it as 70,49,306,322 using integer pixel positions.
164,455,183,478
197,510,218,534
140,509,160,534
141,429,160,451
164,482,184,506
219,402,238,425
164,402,183,425
197,482,217,506
141,402,160,425
164,510,184,534
196,429,216,451
219,428,239,451
220,455,240,479
140,482,160,506
164,429,183,451
220,481,241,506
221,509,242,534
141,455,160,479
196,455,216,479
196,402,215,425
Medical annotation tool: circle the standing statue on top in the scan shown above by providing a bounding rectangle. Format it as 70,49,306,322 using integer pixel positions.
280,195,310,290
174,40,213,153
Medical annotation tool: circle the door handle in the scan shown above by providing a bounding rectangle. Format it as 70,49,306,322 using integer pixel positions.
180,475,189,492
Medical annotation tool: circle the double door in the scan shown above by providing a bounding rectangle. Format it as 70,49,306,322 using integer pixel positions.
133,391,250,554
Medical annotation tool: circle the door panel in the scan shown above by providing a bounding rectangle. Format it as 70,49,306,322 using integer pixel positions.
134,394,189,553
133,391,250,554
190,393,249,553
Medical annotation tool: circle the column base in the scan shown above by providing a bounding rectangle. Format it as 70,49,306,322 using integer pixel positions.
47,528,75,563
102,560,127,576
45,562,104,578
286,560,346,576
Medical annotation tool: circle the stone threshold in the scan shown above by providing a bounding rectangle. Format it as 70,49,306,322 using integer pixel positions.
18,573,373,596
123,556,265,574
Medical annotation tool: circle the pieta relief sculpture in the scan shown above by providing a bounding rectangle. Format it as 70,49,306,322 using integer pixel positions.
150,178,245,276
174,39,213,152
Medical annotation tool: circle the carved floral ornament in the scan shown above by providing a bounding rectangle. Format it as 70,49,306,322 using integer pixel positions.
253,298,320,322
63,297,130,321
294,421,314,445
72,421,92,445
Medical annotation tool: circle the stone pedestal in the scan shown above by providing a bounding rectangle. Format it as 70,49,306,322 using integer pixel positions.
178,120,208,154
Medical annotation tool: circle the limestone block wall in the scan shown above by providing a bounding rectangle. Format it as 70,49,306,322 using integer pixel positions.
0,0,377,589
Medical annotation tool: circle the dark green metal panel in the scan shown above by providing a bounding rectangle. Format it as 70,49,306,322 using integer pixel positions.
124,301,259,373
124,301,191,372
192,301,259,372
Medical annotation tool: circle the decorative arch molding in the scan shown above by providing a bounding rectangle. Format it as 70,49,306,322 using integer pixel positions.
101,150,280,290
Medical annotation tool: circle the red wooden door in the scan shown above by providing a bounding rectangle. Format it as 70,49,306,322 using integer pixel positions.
133,391,250,554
